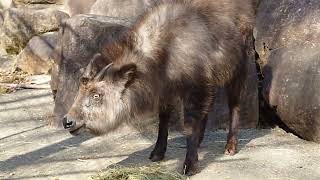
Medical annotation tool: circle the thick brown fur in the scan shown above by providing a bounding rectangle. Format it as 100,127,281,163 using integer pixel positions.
64,0,255,176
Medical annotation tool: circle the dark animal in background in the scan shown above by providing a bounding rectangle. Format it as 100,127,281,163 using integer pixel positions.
63,0,254,175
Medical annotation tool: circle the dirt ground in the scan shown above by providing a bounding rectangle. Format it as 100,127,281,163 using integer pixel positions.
0,88,320,180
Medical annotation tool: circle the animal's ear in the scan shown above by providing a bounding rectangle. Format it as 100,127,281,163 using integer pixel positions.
115,63,137,86
81,53,110,81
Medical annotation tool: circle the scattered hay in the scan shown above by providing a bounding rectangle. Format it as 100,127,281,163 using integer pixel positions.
0,86,9,94
0,71,28,94
92,164,187,180
0,71,27,83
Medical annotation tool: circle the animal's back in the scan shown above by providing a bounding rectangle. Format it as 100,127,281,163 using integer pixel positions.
132,0,254,88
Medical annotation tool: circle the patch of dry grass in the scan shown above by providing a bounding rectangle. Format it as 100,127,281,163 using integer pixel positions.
92,164,187,180
0,71,28,94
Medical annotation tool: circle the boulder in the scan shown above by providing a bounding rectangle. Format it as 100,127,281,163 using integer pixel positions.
66,0,97,16
255,0,320,142
0,9,3,25
16,32,58,74
0,0,13,9
0,55,15,73
12,0,67,11
13,0,61,4
51,14,131,127
0,8,69,54
89,0,154,19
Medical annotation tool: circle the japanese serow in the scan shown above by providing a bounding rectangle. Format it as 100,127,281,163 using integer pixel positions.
63,0,254,175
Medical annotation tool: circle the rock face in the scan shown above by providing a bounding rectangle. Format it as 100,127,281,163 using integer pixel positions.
0,0,13,9
0,56,15,73
89,0,154,19
0,9,3,25
12,0,66,11
51,15,130,127
255,0,320,142
66,0,97,16
13,0,62,3
0,8,69,54
16,32,58,74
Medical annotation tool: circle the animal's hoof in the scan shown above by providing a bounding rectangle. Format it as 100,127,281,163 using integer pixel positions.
224,141,237,156
183,161,199,176
149,152,165,162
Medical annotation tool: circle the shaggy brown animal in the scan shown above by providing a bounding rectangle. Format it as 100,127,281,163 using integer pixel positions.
63,0,255,175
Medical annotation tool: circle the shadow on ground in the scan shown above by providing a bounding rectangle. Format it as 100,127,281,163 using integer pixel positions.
1,89,320,180
106,129,269,173
0,134,92,172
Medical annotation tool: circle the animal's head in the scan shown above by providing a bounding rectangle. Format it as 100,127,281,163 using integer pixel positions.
62,53,138,135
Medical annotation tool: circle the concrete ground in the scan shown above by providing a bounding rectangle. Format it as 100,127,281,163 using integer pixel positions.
0,89,320,180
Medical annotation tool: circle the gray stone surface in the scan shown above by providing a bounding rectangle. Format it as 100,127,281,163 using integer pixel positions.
66,0,97,16
16,32,58,74
0,55,15,73
0,8,69,54
0,0,13,9
0,89,319,180
89,0,154,19
255,0,320,142
13,0,62,4
0,9,3,25
255,0,320,66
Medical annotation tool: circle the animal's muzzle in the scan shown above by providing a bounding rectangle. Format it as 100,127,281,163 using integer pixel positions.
62,115,76,130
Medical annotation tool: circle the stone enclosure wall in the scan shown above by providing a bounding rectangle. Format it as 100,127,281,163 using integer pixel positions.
1,0,319,143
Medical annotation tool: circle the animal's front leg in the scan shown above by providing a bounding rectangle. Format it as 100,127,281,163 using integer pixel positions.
224,104,240,155
225,84,242,156
149,106,171,162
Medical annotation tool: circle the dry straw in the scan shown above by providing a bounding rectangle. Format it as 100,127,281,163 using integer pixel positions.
92,164,187,180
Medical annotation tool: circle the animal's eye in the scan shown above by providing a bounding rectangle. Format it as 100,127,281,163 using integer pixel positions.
92,94,100,100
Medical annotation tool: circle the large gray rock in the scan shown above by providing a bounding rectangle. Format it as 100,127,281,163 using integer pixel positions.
0,8,69,54
13,0,62,3
16,32,58,74
255,0,320,142
0,55,15,73
89,0,154,19
66,0,97,16
12,0,66,10
0,9,3,25
255,0,320,66
0,0,13,9
51,15,130,127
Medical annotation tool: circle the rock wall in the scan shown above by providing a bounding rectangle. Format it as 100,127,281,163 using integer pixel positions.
0,0,68,74
255,0,320,142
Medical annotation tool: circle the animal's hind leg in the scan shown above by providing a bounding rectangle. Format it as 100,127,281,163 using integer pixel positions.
149,106,172,162
183,87,213,175
198,114,208,147
224,86,241,156
198,89,216,147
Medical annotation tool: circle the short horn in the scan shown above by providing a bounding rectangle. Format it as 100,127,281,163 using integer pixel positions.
94,63,113,81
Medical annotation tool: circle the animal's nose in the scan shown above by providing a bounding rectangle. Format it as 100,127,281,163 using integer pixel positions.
62,115,75,129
